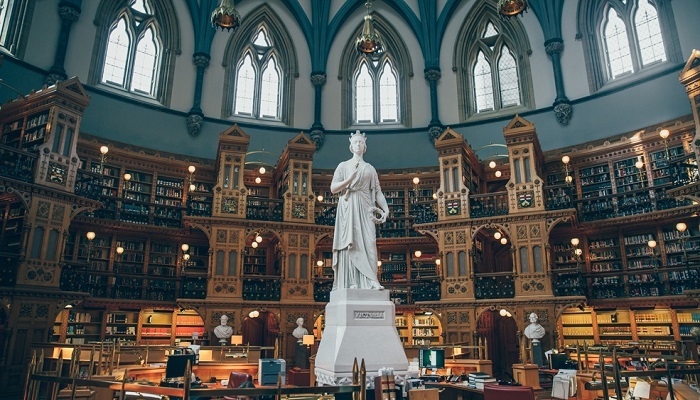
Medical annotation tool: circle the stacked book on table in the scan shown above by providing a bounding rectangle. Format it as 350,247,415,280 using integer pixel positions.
467,372,497,389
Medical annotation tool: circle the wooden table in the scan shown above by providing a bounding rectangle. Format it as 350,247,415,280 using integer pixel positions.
425,382,484,400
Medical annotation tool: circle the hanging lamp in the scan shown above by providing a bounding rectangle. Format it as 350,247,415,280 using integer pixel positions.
497,0,528,18
211,0,241,32
356,1,382,54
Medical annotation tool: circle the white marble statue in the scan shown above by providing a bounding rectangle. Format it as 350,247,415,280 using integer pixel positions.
214,314,233,344
524,312,545,342
292,317,308,341
331,131,389,290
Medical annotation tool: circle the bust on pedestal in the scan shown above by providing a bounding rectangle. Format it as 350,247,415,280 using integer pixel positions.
524,313,545,366
293,318,311,369
214,314,233,346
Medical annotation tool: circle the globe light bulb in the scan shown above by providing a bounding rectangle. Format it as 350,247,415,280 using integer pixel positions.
647,240,657,248
570,238,580,246
565,175,573,183
317,195,324,202
489,161,497,169
500,309,507,317
86,231,96,241
259,166,266,174
506,311,512,318
100,146,109,155
435,259,441,266
575,249,583,256
635,160,644,169
255,235,263,243
124,173,132,181
183,253,191,261
188,165,196,174
659,129,670,139
413,177,420,185
495,171,502,178
181,244,190,252
251,242,258,248
377,260,382,267
432,193,438,200
255,177,262,184
676,222,687,233
317,260,324,267
189,183,196,192
414,250,422,258
116,246,124,255
500,237,508,245
561,155,570,164
494,232,502,240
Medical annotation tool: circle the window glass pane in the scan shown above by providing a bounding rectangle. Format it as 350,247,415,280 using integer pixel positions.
458,251,467,277
498,46,520,107
474,51,494,112
635,0,666,66
253,29,270,47
443,168,451,192
520,247,529,273
452,167,459,192
355,63,374,123
102,19,130,87
52,124,63,153
604,8,633,78
234,54,256,115
483,22,499,38
0,0,9,38
233,166,240,189
288,254,297,278
216,250,224,275
302,173,308,195
445,252,455,277
300,255,308,279
533,245,543,273
524,157,531,182
228,251,237,276
62,128,73,157
379,61,398,122
130,0,150,14
514,158,522,184
131,28,158,95
260,57,280,118
223,165,231,188
46,230,59,261
30,227,44,259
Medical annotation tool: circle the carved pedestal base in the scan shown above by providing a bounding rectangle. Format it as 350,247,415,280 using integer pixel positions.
314,289,408,385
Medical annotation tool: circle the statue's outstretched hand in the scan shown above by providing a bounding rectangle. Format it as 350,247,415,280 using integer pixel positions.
370,207,387,224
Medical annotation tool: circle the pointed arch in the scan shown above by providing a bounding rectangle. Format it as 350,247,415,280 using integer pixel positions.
0,0,35,58
89,0,180,106
577,0,681,92
338,13,413,128
454,1,534,121
222,4,298,125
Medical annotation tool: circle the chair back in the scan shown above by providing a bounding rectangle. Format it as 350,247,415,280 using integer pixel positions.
483,384,535,400
227,371,253,388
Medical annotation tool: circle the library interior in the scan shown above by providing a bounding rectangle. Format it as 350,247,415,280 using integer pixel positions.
1,0,700,399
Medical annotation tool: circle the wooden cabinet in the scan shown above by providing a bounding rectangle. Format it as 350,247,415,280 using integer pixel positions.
139,309,174,345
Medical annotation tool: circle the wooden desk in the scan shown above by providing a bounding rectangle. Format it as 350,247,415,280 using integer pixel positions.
425,382,484,400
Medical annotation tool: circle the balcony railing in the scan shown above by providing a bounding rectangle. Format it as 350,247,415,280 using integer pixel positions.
0,144,36,182
474,271,515,299
242,276,281,301
469,192,509,218
246,198,283,221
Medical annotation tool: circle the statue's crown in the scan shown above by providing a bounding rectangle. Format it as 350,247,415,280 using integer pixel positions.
349,129,366,142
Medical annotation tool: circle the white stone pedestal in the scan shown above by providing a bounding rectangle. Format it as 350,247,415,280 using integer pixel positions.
314,288,409,385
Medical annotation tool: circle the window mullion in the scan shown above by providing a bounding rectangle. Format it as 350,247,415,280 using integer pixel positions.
125,27,138,91
374,73,380,124
254,63,262,119
625,9,642,72
491,55,502,111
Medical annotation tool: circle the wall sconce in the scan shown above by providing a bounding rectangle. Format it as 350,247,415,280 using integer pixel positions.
659,129,670,160
412,177,420,203
231,335,243,346
211,0,241,32
122,173,131,199
302,334,315,347
98,145,109,175
635,156,646,187
85,231,96,265
562,155,572,185
570,238,582,268
356,1,382,54
248,310,259,318
116,245,124,266
188,165,196,192
499,309,512,317
647,239,658,267
181,243,193,269
676,222,688,264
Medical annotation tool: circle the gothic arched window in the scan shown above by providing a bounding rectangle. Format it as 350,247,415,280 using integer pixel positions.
90,0,180,105
339,15,413,128
0,0,36,57
577,0,682,91
222,5,298,125
454,4,534,121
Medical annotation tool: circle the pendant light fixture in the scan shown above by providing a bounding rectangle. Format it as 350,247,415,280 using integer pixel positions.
497,0,528,19
356,1,382,54
211,0,241,32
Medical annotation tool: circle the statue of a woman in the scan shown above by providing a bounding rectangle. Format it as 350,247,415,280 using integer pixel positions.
330,131,389,290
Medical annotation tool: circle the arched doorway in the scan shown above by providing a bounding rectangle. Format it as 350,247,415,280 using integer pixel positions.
477,309,519,381
473,228,512,273
242,310,280,357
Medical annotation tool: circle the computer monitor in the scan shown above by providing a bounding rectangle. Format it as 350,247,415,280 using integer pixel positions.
550,353,570,370
165,354,196,379
419,348,445,369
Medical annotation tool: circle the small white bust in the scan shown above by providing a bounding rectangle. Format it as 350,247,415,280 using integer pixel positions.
524,312,545,341
292,317,308,341
214,314,233,341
